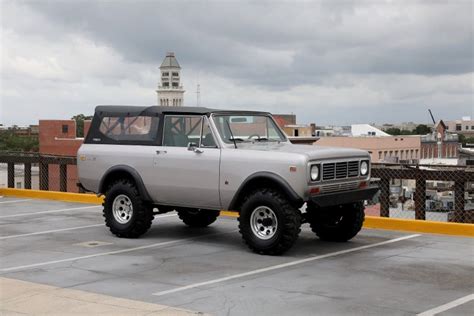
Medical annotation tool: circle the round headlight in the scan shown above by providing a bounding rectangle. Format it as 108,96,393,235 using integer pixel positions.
310,165,319,181
360,161,369,175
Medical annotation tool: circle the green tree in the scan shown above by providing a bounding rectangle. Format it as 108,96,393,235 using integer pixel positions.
71,114,93,137
385,128,402,135
413,124,431,135
0,131,38,152
458,134,474,146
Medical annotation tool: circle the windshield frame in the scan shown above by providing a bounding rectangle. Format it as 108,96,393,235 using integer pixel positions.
210,113,288,146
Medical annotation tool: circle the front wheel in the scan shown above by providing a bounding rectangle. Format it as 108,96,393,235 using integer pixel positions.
177,208,220,227
238,188,301,255
306,202,365,242
103,179,154,238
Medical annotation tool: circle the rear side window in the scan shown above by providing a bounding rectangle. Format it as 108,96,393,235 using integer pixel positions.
88,115,160,145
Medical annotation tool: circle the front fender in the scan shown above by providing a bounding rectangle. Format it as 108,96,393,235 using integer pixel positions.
227,171,304,210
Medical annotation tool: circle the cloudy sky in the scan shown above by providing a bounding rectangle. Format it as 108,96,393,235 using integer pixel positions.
1,0,473,126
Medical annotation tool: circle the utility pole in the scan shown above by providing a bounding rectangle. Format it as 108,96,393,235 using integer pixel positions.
196,83,201,107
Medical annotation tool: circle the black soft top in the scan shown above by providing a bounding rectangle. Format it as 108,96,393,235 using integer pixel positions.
94,105,270,116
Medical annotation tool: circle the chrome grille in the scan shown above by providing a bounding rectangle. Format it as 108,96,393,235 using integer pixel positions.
320,181,359,193
336,162,348,179
348,161,359,177
322,163,335,180
322,160,360,181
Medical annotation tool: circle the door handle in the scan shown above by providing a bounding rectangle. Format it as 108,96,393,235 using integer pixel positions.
156,150,167,155
193,148,203,154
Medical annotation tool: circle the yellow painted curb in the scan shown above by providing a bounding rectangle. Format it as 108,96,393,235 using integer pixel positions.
1,188,472,237
220,210,239,218
364,216,474,238
0,188,103,205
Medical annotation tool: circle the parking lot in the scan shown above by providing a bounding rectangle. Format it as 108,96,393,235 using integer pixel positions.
0,196,473,315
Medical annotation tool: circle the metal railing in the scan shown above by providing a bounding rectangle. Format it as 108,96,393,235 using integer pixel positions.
372,163,473,223
0,151,77,192
1,152,472,223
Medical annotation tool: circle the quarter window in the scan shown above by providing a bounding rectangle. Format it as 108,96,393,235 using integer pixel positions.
98,115,160,143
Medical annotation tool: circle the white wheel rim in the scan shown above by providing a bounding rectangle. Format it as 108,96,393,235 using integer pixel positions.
112,194,133,224
250,206,278,240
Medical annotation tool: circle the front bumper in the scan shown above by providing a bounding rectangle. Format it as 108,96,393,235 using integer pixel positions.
310,184,379,208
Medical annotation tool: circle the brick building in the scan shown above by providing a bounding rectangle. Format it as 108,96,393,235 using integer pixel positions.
420,120,459,159
315,135,421,163
39,120,90,192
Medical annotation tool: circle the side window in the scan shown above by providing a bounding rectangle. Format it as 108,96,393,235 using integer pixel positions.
163,115,202,147
98,115,159,143
201,120,217,148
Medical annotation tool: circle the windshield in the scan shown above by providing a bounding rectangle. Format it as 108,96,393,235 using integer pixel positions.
212,115,287,144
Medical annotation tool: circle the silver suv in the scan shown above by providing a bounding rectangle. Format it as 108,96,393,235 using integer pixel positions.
78,106,378,255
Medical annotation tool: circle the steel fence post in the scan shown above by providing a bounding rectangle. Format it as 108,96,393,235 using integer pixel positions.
24,162,32,189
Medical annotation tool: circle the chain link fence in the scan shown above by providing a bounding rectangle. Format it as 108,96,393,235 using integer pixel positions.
371,163,473,223
1,152,473,223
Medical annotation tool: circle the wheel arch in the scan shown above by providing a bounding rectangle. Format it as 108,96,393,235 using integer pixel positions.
98,165,152,202
228,172,304,211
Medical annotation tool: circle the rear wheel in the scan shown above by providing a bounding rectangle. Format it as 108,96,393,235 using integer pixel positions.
103,179,154,238
177,208,220,227
306,202,365,242
238,188,301,255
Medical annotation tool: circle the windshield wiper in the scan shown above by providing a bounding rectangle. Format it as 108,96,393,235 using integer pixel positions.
230,137,246,142
253,137,279,142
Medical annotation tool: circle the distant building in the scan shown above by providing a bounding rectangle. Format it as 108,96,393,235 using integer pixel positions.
350,124,390,137
156,52,185,106
0,125,39,138
420,120,459,160
273,114,296,127
315,135,421,163
315,121,461,164
377,122,421,132
282,124,316,137
38,120,91,192
273,113,317,143
445,116,474,137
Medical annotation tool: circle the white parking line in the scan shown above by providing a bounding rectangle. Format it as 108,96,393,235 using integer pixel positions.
0,199,32,204
0,213,177,240
0,205,101,219
0,224,103,240
0,228,238,273
152,234,421,296
417,293,474,316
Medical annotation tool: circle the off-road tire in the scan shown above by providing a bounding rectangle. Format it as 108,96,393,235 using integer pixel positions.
238,188,301,255
306,202,365,242
177,209,220,227
103,179,154,238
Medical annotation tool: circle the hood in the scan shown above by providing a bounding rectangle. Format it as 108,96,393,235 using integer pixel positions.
235,142,370,161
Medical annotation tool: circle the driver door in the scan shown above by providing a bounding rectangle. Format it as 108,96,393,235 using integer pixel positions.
152,115,221,209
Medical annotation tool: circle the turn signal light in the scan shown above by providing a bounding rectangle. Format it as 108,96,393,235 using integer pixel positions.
359,181,368,189
309,187,320,195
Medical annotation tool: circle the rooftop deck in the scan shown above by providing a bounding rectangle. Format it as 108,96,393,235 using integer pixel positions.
0,196,472,315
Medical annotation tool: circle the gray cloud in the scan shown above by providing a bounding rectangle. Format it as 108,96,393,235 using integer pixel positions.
23,0,473,85
1,0,473,126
